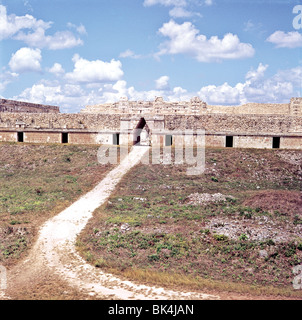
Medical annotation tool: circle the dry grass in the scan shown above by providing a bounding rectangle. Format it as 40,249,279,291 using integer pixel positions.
0,142,115,266
1,143,302,299
77,147,302,299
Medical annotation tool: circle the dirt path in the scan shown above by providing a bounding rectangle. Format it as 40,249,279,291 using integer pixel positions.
1,146,220,300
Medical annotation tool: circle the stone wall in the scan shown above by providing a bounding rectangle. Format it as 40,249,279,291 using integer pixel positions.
234,136,273,149
0,113,121,131
208,103,290,115
0,112,302,135
289,98,302,116
0,131,16,142
81,97,301,117
82,96,207,115
0,99,60,113
164,114,302,135
25,132,62,144
280,136,302,150
0,98,301,149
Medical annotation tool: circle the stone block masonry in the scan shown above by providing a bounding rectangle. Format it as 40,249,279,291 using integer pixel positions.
0,97,301,150
82,96,302,117
0,99,60,113
0,112,301,135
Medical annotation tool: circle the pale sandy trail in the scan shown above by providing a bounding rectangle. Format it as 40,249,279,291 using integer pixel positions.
3,146,220,300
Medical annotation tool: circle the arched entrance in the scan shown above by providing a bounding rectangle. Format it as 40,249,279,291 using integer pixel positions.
133,118,150,146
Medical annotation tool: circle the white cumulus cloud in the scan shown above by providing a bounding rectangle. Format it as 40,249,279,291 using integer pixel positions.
155,75,170,90
198,82,244,105
65,54,124,84
9,47,42,73
143,0,211,18
67,22,87,35
143,0,187,7
12,63,301,112
169,7,200,18
0,5,51,40
14,28,83,50
119,49,142,59
245,63,268,82
48,63,65,75
0,5,83,50
198,63,298,105
266,31,302,48
157,20,255,62
0,70,19,92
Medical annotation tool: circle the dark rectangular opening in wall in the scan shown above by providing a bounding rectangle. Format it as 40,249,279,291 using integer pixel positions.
226,136,233,148
272,137,280,149
113,133,120,146
165,135,173,147
17,132,24,143
62,132,69,144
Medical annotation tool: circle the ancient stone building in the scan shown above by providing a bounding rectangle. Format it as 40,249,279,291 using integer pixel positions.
0,99,60,113
0,97,301,150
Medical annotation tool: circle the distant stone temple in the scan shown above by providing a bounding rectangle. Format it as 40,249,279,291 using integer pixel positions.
0,97,301,149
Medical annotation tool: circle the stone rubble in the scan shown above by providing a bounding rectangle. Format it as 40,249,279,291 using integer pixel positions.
205,216,302,243
186,192,235,205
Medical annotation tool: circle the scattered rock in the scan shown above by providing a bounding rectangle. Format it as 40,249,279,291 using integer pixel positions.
120,223,131,233
133,197,146,201
205,216,302,243
186,193,235,205
259,250,268,259
278,151,302,166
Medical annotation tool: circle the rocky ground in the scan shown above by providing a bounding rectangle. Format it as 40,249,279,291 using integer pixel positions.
0,144,302,300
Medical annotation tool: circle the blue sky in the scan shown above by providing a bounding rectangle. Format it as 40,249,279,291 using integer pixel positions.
0,0,301,112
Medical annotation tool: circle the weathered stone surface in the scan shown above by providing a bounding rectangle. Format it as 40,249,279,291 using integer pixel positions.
0,97,301,149
0,99,59,113
81,96,302,117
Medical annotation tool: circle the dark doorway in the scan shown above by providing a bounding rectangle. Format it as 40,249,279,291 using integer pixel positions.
133,118,146,145
17,132,24,143
62,132,69,144
136,117,146,129
165,135,173,147
113,133,120,146
226,136,233,148
272,137,280,149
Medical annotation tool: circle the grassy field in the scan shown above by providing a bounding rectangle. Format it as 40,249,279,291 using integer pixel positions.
77,147,302,298
1,142,301,298
0,142,115,267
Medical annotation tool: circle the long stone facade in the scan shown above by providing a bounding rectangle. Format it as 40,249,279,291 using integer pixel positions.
0,99,60,113
0,97,301,150
82,96,301,116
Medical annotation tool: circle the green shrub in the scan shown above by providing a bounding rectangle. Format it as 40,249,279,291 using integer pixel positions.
10,220,21,225
284,243,296,257
293,215,302,225
266,239,275,246
148,254,160,261
238,233,248,241
213,234,228,242
95,257,108,268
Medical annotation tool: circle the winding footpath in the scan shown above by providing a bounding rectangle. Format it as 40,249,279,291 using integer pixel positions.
1,146,220,300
